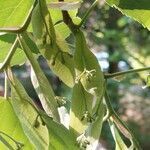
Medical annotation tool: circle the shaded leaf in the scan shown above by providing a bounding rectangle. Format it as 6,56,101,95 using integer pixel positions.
7,70,49,150
18,33,60,122
86,102,105,141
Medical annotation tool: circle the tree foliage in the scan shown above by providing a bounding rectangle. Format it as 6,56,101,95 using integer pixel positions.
0,0,149,149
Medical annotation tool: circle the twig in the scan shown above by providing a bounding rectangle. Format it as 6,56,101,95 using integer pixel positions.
58,0,78,33
105,66,150,79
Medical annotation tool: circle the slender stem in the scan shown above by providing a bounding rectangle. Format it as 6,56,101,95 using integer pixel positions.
78,0,98,28
105,66,150,79
0,38,18,72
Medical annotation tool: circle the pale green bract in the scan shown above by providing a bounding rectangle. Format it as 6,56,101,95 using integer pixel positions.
0,0,34,29
18,33,60,122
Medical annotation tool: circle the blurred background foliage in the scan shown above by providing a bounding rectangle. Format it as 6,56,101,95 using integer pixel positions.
0,0,150,149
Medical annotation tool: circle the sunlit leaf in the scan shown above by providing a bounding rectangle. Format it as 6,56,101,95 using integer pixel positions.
41,112,78,149
0,97,34,150
47,0,81,24
0,0,35,29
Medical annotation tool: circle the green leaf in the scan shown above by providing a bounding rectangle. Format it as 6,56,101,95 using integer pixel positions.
47,0,81,24
0,0,35,29
31,0,56,48
7,70,49,150
18,33,60,122
106,0,150,30
0,33,39,69
31,0,75,87
109,120,128,150
74,30,104,113
41,112,78,149
86,102,104,141
46,50,75,87
0,97,34,150
69,82,93,135
30,62,60,122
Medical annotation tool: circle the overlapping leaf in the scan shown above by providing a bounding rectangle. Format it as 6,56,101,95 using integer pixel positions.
74,30,104,113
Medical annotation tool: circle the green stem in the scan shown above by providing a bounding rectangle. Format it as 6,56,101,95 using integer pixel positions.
78,0,98,28
104,90,141,149
0,38,18,72
105,66,150,79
